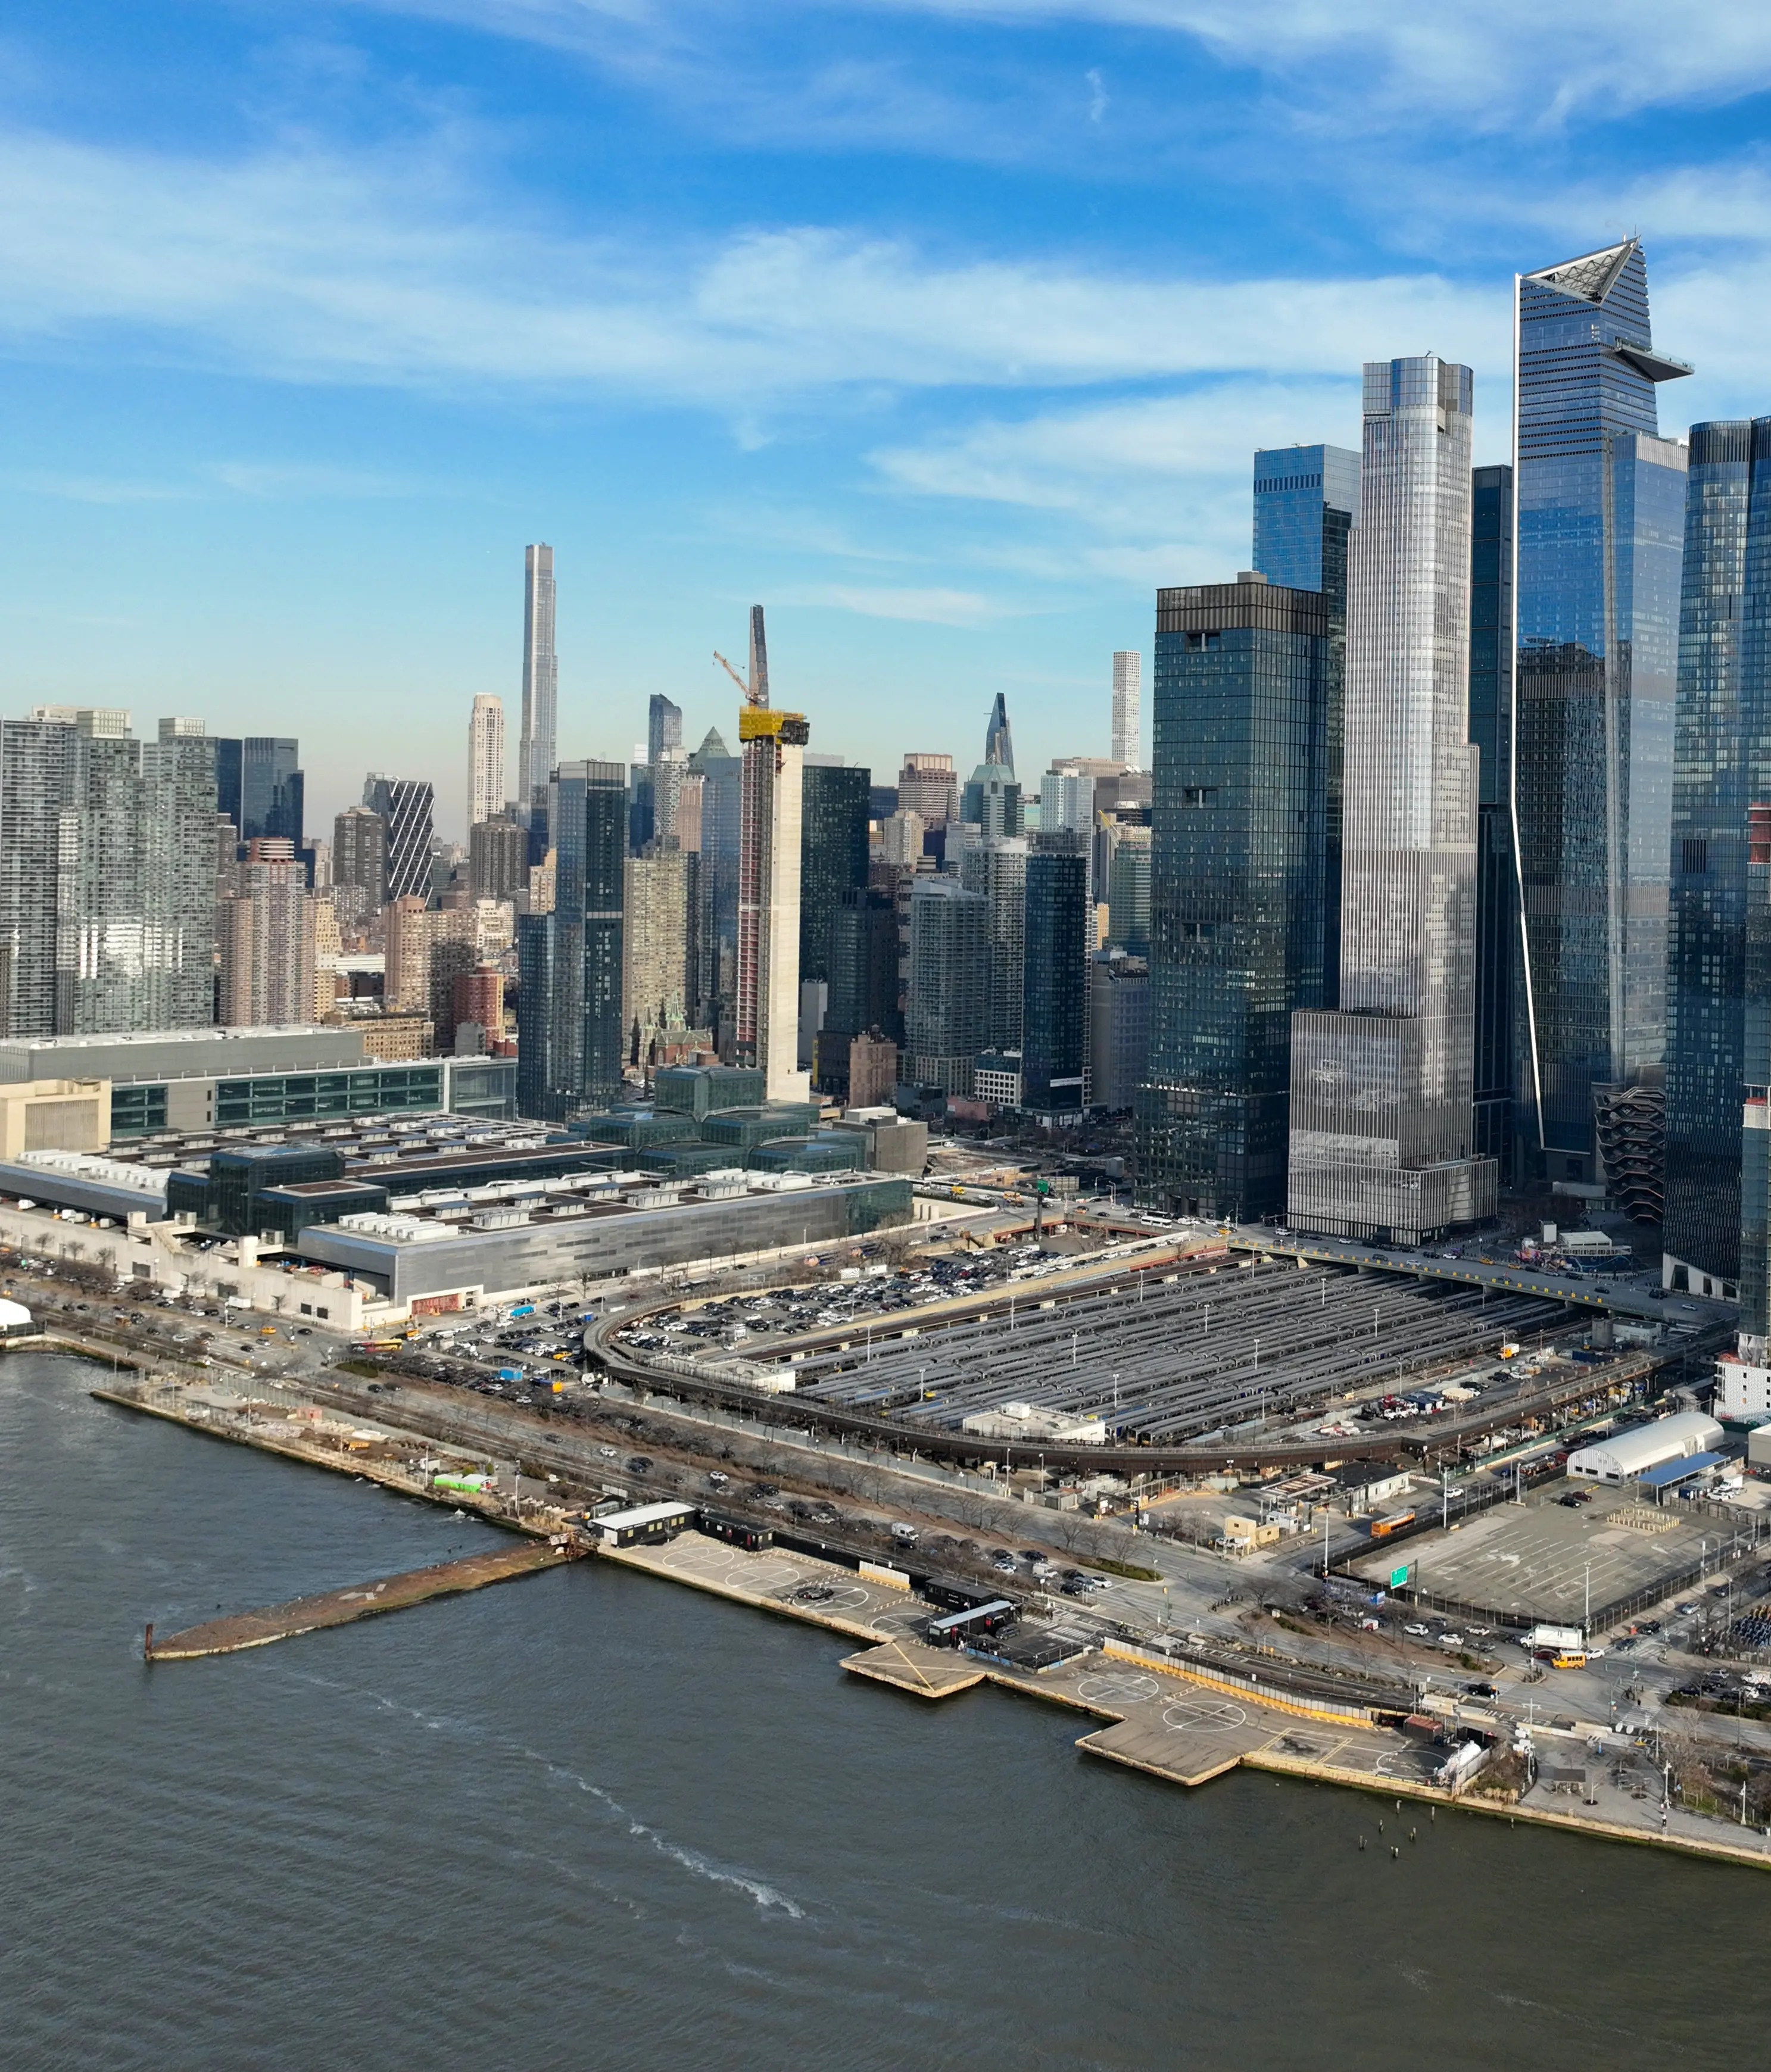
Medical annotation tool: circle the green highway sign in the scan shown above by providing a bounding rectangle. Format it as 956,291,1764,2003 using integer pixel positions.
1389,1564,1410,1589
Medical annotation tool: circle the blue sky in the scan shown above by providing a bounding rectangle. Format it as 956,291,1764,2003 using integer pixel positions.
4,2,1771,836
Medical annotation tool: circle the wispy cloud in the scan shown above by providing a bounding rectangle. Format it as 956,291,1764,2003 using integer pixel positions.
784,582,1008,625
0,123,1513,402
2,458,425,504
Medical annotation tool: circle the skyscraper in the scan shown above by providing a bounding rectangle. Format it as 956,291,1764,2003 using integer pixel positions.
1022,837,1090,1118
0,709,217,1037
469,816,527,904
648,694,683,769
959,837,1027,1053
896,754,958,833
519,543,558,815
622,842,693,1065
1289,355,1495,1244
1252,442,1357,1000
1111,651,1142,770
1252,445,1361,591
469,694,506,829
688,726,742,1053
733,606,810,1102
1135,575,1333,1219
332,806,388,931
212,737,304,849
1470,464,1519,1175
905,876,987,1095
515,760,625,1118
1719,806,1771,1416
363,776,436,902
985,692,1015,774
800,759,871,985
1664,421,1771,1295
1512,239,1691,1183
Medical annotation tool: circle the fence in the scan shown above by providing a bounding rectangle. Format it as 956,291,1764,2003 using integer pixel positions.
1102,1638,1377,1725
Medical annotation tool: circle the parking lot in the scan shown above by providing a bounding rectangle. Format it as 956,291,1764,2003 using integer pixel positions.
1352,1483,1741,1630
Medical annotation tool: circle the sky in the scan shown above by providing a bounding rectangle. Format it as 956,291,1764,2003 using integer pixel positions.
5,2,1771,838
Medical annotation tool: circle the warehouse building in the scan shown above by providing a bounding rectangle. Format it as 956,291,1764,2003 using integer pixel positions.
1566,1413,1726,1484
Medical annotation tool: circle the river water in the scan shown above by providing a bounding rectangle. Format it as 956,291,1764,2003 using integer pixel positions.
4,1352,1768,2070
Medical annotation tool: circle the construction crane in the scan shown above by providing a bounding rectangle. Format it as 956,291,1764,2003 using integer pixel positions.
712,650,757,704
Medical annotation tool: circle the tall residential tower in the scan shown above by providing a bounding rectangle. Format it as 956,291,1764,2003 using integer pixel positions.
732,607,810,1102
468,695,506,829
519,544,559,816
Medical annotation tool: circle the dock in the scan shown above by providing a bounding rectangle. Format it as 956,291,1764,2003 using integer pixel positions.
145,1542,571,1660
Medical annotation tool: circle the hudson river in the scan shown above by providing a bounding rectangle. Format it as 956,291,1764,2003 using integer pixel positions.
4,1353,1768,2070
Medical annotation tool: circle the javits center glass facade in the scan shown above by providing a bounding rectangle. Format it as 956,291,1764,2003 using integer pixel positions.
1664,422,1771,1289
1513,240,1690,1175
1136,576,1332,1219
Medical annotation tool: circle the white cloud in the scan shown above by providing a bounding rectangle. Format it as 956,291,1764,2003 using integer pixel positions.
347,1,1771,130
863,1,1771,126
0,123,1511,401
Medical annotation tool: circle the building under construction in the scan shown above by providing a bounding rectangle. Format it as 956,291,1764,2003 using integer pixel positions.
722,607,810,1103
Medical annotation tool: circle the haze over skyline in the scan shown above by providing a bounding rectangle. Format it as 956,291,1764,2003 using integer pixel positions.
4,2,1770,831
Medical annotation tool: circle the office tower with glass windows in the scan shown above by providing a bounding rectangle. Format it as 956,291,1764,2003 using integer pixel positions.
1468,464,1520,1177
1664,420,1771,1294
1253,445,1361,592
515,759,625,1118
1090,951,1150,1110
1111,651,1142,770
959,761,1021,844
985,692,1015,774
468,694,506,829
821,888,901,1082
1289,355,1496,1243
648,693,683,769
1719,809,1771,1413
734,607,810,1103
363,776,436,903
519,544,558,815
1513,240,1691,1184
211,737,304,849
905,876,987,1095
1135,576,1333,1219
1253,442,1357,1001
1022,837,1091,1118
1107,824,1151,955
0,713,81,1035
800,759,871,987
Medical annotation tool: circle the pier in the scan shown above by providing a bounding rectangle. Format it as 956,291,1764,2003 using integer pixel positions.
145,1541,570,1660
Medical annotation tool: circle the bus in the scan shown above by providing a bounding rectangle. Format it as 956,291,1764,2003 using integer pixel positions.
1369,1509,1417,1539
925,1600,1016,1647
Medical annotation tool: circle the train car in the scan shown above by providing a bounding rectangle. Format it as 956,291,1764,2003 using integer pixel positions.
1369,1509,1417,1539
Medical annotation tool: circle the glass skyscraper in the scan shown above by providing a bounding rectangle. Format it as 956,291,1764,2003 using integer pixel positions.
1664,420,1771,1295
799,760,871,984
1252,441,1356,998
516,759,625,1119
1135,574,1333,1221
1512,239,1691,1180
1470,464,1519,1175
1022,837,1090,1117
1252,445,1360,592
1289,355,1495,1244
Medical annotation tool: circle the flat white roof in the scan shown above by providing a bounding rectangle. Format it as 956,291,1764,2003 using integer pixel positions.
598,1501,697,1530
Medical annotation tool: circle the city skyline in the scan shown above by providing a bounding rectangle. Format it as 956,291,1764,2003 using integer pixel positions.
7,10,1771,823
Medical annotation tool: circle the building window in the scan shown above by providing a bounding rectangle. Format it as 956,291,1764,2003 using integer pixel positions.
1184,631,1221,651
1680,837,1708,874
1181,787,1218,807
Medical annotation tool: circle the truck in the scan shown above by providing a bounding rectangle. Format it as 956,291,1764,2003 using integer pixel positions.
1525,1623,1583,1653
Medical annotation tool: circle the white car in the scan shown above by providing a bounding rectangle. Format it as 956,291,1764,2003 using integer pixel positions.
1404,1622,1430,1637
1438,1633,1466,1647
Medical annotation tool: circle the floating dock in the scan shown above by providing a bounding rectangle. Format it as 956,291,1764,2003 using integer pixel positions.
145,1542,571,1660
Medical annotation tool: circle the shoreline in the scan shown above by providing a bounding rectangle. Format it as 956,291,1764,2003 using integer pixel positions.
89,1370,1771,1876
